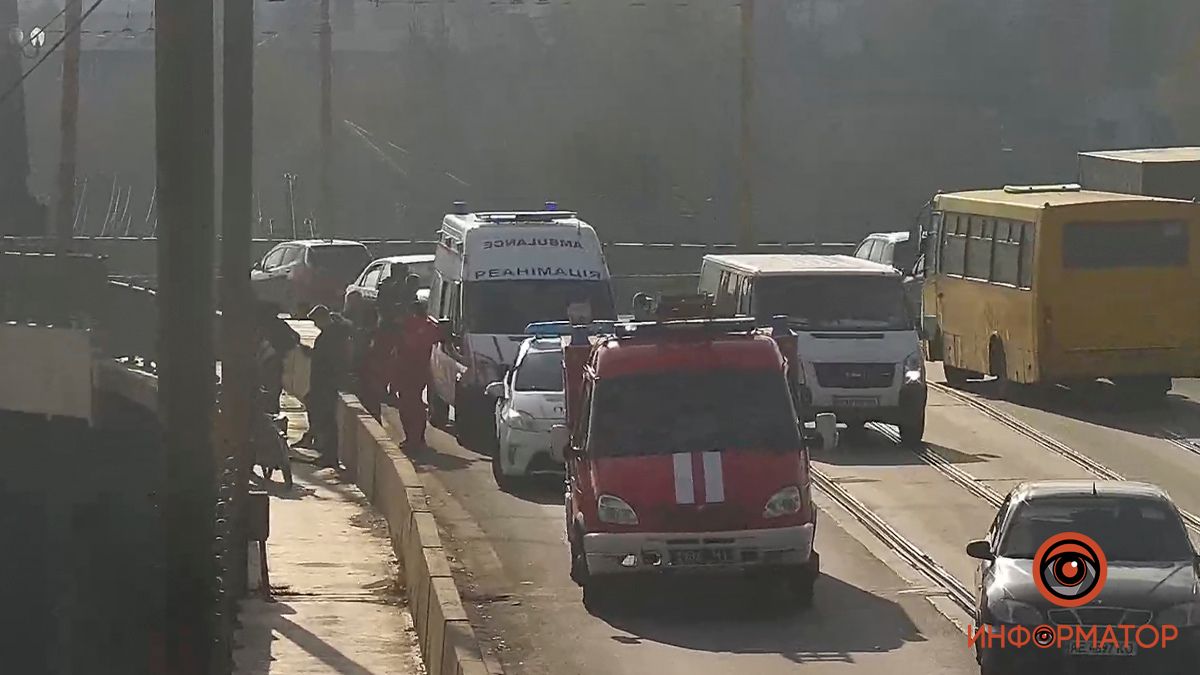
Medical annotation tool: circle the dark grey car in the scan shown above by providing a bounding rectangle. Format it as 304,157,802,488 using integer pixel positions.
966,480,1200,674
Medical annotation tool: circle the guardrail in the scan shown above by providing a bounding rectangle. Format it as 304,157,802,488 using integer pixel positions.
2,236,857,277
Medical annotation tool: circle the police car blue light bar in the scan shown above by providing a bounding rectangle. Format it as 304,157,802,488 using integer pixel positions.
525,320,617,337
614,316,759,338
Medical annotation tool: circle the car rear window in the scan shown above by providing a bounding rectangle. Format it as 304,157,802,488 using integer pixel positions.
307,245,372,277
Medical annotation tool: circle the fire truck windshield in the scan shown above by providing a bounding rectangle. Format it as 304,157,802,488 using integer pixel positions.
587,368,801,456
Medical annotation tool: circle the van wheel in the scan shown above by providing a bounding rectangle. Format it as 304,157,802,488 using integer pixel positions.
989,340,1011,399
899,413,925,447
428,389,450,429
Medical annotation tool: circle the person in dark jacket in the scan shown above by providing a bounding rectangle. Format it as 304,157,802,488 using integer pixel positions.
255,300,300,417
305,304,353,468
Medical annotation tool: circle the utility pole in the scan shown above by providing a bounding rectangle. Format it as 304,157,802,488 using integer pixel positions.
283,172,297,238
0,0,43,236
55,0,82,252
318,0,333,232
737,0,755,249
155,0,216,671
219,0,254,620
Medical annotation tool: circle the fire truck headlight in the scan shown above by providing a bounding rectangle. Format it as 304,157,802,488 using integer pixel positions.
597,494,639,526
763,485,802,518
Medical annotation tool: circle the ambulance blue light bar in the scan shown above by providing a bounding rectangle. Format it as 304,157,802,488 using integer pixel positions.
478,211,578,224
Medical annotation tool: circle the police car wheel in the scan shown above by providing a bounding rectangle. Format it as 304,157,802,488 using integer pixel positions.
492,450,514,491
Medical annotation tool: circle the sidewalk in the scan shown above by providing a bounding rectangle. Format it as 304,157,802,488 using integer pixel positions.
233,395,425,675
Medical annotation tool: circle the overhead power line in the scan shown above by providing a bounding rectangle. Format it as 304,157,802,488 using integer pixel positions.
0,0,108,106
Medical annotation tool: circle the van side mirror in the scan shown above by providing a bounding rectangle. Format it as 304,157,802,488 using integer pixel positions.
550,424,570,461
814,412,838,451
966,539,995,560
484,381,505,399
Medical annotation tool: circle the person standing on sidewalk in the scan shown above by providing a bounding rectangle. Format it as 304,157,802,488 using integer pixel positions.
389,295,442,451
358,300,407,421
305,305,353,468
255,300,301,417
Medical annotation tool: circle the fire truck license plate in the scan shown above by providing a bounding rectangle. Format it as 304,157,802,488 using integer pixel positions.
834,396,879,408
669,548,734,566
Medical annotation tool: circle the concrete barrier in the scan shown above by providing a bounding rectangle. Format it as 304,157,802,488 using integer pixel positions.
283,353,490,675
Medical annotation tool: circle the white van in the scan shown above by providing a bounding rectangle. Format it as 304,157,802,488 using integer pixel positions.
427,204,615,450
698,254,926,445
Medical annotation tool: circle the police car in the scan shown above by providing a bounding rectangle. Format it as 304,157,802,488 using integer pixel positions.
485,336,569,489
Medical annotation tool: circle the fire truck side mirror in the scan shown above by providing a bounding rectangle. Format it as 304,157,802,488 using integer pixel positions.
814,412,838,451
550,425,571,460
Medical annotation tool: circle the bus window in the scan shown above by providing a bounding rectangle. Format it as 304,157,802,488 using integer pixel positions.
992,220,1022,287
1063,221,1188,269
941,213,967,276
965,216,993,280
714,271,739,314
1018,222,1036,289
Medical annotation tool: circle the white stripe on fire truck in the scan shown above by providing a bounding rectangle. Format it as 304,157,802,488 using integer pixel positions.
702,451,725,503
673,452,695,504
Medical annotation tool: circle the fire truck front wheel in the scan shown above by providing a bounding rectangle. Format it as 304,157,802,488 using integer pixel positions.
789,551,820,607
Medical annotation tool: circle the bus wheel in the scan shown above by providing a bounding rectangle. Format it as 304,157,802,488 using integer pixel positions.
989,340,1012,399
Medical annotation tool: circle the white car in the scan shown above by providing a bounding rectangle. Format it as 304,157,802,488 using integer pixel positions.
484,337,567,489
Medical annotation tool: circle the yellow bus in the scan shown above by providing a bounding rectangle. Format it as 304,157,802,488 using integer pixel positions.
920,184,1200,401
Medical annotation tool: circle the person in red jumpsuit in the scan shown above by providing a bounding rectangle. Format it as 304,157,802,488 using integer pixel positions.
390,296,442,450
359,303,405,420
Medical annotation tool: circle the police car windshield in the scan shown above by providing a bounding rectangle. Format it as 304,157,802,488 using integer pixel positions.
587,368,800,456
997,497,1193,562
514,350,564,392
464,280,615,335
753,275,910,330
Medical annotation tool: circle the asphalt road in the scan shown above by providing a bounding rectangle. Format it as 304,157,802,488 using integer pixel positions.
402,423,977,674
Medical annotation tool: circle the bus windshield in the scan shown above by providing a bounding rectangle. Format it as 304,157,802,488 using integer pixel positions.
463,280,616,335
752,275,912,330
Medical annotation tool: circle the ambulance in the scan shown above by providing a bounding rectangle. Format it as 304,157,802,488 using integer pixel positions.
545,295,837,610
427,203,615,450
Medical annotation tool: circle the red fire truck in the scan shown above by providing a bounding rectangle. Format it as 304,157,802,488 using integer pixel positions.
541,295,837,610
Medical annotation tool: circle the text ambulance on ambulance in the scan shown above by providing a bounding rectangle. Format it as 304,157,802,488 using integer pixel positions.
427,203,615,451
